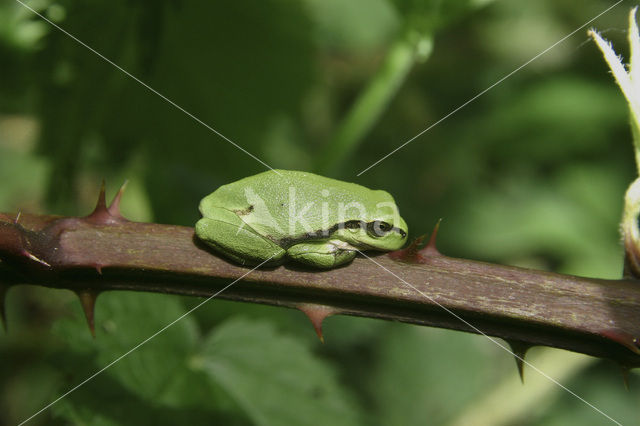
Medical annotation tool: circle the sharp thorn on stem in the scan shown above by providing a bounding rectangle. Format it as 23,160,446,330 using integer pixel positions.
506,339,531,383
21,250,51,268
108,180,129,219
297,304,338,343
85,180,111,224
75,290,100,338
621,365,631,391
95,180,107,212
419,219,442,257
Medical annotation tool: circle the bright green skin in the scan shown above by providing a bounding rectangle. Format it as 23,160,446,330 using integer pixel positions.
195,170,408,269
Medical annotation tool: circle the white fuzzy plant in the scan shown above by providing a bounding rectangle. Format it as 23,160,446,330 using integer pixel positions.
589,7,640,277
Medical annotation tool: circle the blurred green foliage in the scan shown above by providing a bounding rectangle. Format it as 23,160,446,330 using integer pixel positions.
1,0,639,425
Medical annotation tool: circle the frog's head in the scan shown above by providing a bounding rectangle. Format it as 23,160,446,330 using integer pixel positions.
334,194,409,251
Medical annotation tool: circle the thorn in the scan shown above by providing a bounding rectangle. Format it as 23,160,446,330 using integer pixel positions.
297,304,338,343
95,264,103,275
621,365,631,391
107,180,129,219
85,180,127,225
599,329,640,355
0,284,9,333
14,210,21,224
20,249,51,268
75,290,100,338
506,340,531,383
418,219,442,257
95,180,108,213
85,180,110,223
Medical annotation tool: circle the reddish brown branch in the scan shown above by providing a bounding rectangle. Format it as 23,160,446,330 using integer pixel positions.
1,209,640,369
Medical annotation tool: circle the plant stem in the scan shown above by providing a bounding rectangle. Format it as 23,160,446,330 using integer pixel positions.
1,212,640,368
316,31,432,174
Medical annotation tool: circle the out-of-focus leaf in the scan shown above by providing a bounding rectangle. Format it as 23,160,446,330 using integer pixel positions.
57,293,198,400
196,317,363,426
479,1,569,69
0,147,49,212
0,115,48,212
50,293,247,425
370,324,504,426
0,1,50,51
447,163,625,278
304,0,400,52
390,0,491,34
533,364,640,426
49,296,360,425
486,78,628,162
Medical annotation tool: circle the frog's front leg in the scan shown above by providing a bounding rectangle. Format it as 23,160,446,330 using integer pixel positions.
287,241,356,268
195,207,286,266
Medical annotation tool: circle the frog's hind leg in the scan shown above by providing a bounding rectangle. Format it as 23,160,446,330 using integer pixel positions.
195,208,286,267
287,241,356,268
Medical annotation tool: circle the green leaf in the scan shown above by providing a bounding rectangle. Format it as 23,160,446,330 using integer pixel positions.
370,324,503,426
196,317,363,426
447,163,625,278
304,0,400,52
50,293,240,425
84,293,199,401
49,298,359,425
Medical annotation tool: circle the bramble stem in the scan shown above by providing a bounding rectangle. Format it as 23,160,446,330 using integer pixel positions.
316,31,432,174
1,212,639,368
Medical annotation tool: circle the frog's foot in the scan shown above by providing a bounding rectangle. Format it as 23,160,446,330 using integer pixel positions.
195,209,286,267
287,241,357,269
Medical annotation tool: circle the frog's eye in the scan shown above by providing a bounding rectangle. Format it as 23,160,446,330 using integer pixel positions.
367,221,392,237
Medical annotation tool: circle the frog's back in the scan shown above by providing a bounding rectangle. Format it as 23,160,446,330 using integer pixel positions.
200,170,393,239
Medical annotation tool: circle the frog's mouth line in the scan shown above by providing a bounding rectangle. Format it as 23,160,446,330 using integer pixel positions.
393,227,407,238
277,221,406,250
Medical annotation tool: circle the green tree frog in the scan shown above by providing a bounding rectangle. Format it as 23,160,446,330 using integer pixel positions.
195,170,408,269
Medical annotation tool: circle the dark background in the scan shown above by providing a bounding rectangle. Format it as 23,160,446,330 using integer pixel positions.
1,0,638,424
